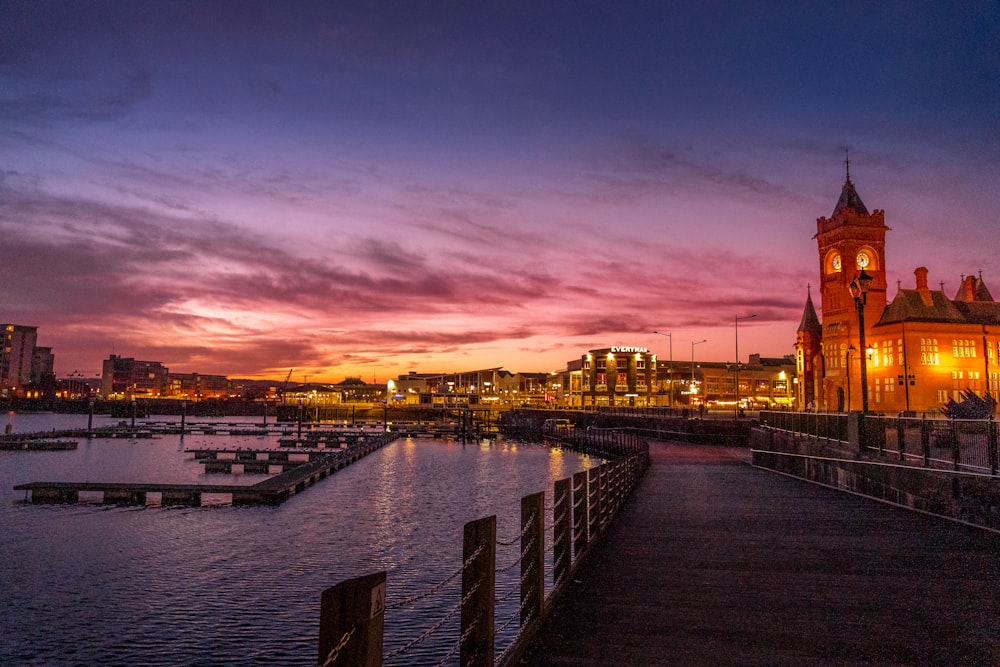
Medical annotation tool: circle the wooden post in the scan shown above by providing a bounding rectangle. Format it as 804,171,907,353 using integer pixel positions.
553,477,571,587
461,516,495,667
521,492,544,626
318,571,386,667
572,470,588,560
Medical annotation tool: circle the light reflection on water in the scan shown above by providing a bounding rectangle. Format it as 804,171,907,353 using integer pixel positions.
1,414,597,666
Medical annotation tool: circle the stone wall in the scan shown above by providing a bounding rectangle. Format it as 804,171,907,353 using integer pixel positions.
751,427,1000,531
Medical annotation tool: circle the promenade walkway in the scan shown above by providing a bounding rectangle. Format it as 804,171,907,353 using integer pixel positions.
518,442,1000,666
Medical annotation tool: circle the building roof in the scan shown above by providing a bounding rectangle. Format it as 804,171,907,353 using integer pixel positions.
797,291,822,337
832,177,869,217
876,269,1000,327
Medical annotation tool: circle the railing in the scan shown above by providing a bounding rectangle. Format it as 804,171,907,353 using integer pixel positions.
316,439,649,666
760,411,999,476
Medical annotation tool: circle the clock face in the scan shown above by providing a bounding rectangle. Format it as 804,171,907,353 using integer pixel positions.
831,254,842,271
856,251,871,269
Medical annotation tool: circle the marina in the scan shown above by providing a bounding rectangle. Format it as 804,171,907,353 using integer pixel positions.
1,412,597,666
14,433,398,507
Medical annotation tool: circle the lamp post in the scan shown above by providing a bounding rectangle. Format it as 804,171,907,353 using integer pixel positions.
653,331,672,408
691,339,707,405
734,314,757,418
848,270,873,414
846,345,856,411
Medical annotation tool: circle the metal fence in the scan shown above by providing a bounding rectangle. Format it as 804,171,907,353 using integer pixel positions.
316,434,650,666
760,411,1000,476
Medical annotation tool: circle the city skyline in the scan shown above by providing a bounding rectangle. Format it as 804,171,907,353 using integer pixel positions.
3,2,998,381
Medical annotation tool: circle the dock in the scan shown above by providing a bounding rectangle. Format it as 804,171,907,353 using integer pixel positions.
516,442,1000,665
14,433,399,507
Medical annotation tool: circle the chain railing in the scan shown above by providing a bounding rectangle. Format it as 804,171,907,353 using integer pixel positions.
315,437,649,666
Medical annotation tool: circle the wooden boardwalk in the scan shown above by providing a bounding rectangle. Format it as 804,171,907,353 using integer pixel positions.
517,442,1000,666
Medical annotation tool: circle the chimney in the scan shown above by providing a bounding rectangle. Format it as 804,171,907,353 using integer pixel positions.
959,275,976,302
914,267,933,306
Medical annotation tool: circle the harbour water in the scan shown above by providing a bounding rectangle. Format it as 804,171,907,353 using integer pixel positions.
1,412,598,666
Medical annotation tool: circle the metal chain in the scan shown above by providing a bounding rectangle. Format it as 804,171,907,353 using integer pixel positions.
495,533,535,574
383,582,480,661
318,625,356,667
496,511,536,546
385,563,463,611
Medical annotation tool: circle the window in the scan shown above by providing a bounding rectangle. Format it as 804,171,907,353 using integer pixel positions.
953,339,976,358
936,389,948,403
596,359,606,369
616,373,627,388
636,359,645,370
881,340,893,368
920,338,939,365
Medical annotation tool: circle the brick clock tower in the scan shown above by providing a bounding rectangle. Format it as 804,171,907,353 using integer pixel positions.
800,158,889,411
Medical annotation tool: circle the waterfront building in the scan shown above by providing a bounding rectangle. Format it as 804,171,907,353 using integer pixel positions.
0,324,48,397
101,355,169,399
167,372,229,400
573,346,657,408
795,165,1000,414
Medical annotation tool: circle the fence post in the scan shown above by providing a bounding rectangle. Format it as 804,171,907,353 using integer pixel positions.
951,420,960,471
521,492,545,626
896,417,905,461
553,477,571,586
318,571,386,667
461,516,496,667
572,470,588,559
921,418,931,466
588,466,601,545
989,417,998,477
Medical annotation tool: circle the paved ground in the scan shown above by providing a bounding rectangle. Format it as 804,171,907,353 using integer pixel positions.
517,442,1000,666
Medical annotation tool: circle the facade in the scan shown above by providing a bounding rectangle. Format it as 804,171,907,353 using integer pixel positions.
1,324,39,396
167,373,229,400
576,346,657,407
101,355,170,399
796,166,1000,414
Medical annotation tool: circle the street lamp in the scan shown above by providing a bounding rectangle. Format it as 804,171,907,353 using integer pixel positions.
653,331,672,407
734,313,757,418
848,269,874,413
691,339,707,404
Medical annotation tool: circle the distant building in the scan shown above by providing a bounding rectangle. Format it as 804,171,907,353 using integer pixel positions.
167,373,229,400
795,165,1000,413
572,346,657,408
1,324,40,396
101,355,169,399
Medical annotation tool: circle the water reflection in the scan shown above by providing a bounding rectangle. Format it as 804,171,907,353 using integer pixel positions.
1,415,596,665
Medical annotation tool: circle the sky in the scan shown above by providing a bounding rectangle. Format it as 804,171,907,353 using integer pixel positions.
2,1,999,383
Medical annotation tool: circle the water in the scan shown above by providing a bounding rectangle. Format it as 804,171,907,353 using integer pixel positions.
1,413,597,666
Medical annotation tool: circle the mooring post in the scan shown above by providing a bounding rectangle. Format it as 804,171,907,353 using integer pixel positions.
180,400,187,436
87,398,94,437
461,516,496,667
521,492,545,627
318,571,386,667
553,477,571,587
921,417,931,466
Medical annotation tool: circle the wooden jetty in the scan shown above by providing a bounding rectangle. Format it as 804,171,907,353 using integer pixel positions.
0,440,78,451
14,434,399,508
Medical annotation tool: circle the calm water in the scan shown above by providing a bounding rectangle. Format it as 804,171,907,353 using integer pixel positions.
1,413,597,666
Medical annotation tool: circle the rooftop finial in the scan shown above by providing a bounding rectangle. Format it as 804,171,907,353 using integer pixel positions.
844,148,851,184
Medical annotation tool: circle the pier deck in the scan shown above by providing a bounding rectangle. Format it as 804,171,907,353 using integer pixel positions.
14,434,399,507
517,442,1000,666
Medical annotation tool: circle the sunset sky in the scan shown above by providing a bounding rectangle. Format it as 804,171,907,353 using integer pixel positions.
3,2,998,382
